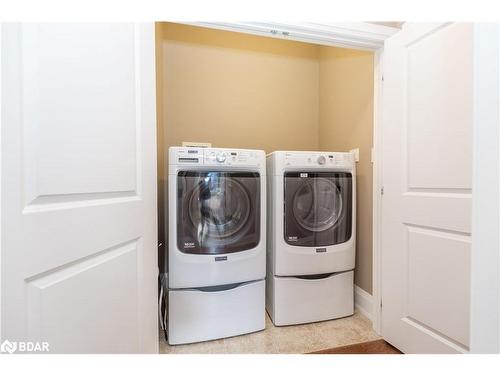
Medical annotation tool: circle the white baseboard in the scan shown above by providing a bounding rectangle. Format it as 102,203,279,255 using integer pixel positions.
354,285,373,322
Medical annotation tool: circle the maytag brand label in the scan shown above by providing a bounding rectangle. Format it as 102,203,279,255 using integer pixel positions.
300,173,308,178
184,242,195,248
316,248,327,253
215,256,228,262
288,236,298,242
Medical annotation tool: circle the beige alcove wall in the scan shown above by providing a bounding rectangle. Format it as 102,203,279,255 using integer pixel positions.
155,22,374,294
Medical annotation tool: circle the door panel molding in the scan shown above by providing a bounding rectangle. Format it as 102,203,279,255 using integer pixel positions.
19,24,142,207
1,23,158,353
25,238,139,286
381,22,473,353
401,317,468,353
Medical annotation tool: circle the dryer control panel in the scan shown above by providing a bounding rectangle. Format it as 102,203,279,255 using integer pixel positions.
282,151,354,169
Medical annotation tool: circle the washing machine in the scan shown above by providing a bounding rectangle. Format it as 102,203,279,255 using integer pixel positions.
168,146,266,345
266,151,356,326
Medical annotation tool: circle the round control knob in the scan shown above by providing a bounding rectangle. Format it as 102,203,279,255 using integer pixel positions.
216,153,226,163
317,155,326,165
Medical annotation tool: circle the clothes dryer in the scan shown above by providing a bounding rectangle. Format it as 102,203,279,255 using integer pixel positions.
266,151,356,326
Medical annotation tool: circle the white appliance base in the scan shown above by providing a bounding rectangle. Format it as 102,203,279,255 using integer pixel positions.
267,271,354,326
168,279,265,345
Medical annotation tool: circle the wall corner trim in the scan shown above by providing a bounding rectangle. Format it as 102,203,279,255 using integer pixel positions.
354,285,373,322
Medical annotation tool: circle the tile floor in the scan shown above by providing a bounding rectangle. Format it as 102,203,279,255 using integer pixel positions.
160,310,380,354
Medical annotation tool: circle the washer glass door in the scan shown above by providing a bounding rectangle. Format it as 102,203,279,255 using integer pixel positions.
177,171,260,254
284,172,352,247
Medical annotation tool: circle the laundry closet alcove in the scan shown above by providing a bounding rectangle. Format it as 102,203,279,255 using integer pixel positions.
155,22,376,353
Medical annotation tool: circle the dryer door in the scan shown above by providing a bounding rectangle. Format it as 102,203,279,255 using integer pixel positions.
284,172,352,247
177,171,261,254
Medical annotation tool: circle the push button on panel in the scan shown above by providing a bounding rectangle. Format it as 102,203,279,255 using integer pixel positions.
317,155,326,165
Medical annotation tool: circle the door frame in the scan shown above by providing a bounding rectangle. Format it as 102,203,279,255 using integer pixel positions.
371,47,383,333
0,24,3,342
470,23,500,353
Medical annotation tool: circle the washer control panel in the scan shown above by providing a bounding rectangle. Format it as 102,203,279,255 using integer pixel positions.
204,149,263,166
170,147,264,167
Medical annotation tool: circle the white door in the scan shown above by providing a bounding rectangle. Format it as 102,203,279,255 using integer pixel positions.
1,23,158,353
381,23,473,353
